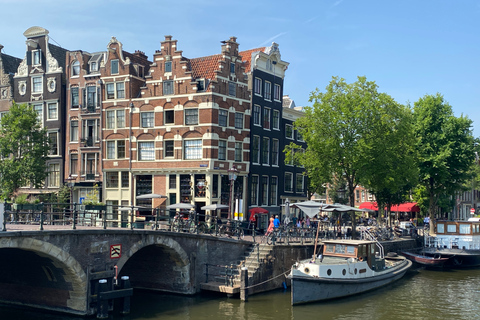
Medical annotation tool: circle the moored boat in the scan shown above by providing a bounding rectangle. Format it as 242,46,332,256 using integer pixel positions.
423,219,480,268
288,239,412,305
401,250,450,268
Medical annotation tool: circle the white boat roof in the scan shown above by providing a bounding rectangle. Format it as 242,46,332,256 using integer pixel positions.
322,239,376,246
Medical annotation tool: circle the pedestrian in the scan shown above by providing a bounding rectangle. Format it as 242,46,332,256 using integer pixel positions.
273,215,280,229
265,215,274,236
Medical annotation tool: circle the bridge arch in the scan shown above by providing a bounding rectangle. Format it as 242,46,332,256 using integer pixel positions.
117,234,193,294
0,237,88,314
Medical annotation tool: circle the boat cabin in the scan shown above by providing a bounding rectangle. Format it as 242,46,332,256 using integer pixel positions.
428,220,480,250
322,240,385,270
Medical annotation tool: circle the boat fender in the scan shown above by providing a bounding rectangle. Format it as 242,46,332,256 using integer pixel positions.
359,257,363,262
282,281,287,290
387,252,398,257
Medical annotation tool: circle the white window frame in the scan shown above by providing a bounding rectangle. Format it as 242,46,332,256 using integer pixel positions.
164,140,174,158
253,105,261,126
70,120,78,142
163,80,174,95
235,112,243,129
141,112,154,128
33,49,41,66
262,175,269,205
274,84,281,101
228,82,236,96
48,163,60,187
254,77,262,96
219,109,228,127
32,76,42,93
72,60,80,76
251,175,259,205
252,135,260,164
264,81,272,101
296,174,304,193
218,140,227,160
235,142,242,162
263,107,271,130
47,102,58,120
184,139,202,160
138,141,155,161
111,59,119,75
285,172,293,192
285,124,294,139
262,137,270,165
272,139,279,166
270,176,278,206
185,109,198,125
272,110,280,130
48,131,59,156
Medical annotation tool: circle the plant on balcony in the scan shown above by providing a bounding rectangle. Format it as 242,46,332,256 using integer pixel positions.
83,183,105,210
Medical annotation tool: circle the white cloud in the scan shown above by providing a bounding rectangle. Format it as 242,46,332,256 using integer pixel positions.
259,32,287,46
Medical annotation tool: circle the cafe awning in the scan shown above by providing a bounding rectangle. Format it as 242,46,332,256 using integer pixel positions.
359,202,419,212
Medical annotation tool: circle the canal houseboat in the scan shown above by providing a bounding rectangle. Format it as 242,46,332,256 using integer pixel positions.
424,219,480,267
288,239,412,305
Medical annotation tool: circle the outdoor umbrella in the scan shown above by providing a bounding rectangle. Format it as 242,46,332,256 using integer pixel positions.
200,204,229,210
292,200,330,218
136,193,168,199
166,203,195,210
249,207,269,214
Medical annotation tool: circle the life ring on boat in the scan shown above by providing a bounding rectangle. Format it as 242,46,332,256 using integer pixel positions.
434,254,441,259
359,257,363,262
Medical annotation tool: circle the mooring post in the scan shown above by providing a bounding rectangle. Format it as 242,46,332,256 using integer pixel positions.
97,279,109,319
120,276,131,314
240,267,248,301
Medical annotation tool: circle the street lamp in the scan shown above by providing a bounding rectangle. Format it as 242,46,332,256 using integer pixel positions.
66,175,76,204
228,165,238,220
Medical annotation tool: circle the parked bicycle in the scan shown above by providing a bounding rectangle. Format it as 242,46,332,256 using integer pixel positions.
218,220,244,239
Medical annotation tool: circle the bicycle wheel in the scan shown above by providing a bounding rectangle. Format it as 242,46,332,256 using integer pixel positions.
266,234,273,245
198,224,206,234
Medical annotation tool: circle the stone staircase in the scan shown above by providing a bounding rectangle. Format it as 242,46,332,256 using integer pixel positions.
232,243,274,286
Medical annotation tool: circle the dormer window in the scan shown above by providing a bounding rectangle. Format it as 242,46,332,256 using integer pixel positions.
33,50,41,66
196,79,205,91
230,62,235,74
90,61,97,72
72,60,80,76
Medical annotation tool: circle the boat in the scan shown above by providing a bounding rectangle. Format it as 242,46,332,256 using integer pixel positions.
288,239,412,305
423,219,480,268
401,250,450,268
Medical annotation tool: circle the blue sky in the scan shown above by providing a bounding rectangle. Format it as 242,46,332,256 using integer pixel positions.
1,0,479,135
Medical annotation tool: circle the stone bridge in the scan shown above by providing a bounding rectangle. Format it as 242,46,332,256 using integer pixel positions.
0,229,253,316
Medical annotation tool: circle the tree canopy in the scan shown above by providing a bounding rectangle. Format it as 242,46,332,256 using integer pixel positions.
413,93,475,219
289,76,418,231
0,101,50,200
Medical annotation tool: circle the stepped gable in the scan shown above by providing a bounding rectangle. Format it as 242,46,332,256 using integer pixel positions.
239,47,265,73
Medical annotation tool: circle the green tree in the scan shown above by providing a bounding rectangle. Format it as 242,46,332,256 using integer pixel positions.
413,93,475,223
290,76,407,234
0,102,50,200
359,96,418,225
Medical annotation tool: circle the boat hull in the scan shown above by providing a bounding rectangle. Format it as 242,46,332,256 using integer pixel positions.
423,248,480,268
290,259,412,305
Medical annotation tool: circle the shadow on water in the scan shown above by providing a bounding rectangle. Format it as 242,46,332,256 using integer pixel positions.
3,268,480,320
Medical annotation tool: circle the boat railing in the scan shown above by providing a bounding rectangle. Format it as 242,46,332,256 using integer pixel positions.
361,228,384,259
425,235,480,250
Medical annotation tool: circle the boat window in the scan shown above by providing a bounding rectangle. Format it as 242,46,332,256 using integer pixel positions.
437,223,444,233
346,246,355,254
447,224,457,233
477,225,479,233
325,244,334,253
459,224,471,234
335,245,345,254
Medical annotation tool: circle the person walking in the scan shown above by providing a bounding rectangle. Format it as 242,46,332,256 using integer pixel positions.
265,215,274,236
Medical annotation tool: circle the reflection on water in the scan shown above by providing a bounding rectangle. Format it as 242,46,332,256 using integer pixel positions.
2,268,480,320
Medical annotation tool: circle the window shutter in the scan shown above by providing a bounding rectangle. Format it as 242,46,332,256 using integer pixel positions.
26,52,31,65
82,88,86,108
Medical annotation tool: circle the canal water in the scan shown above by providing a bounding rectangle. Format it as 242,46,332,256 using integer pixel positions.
2,267,480,320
